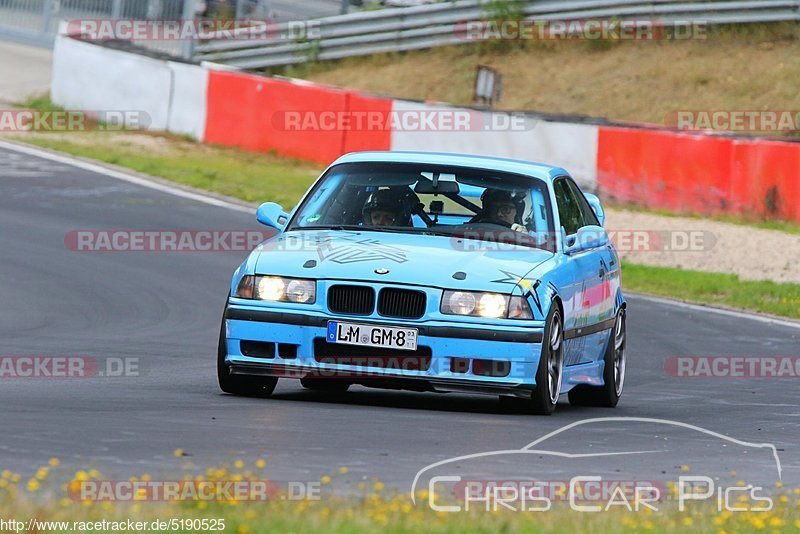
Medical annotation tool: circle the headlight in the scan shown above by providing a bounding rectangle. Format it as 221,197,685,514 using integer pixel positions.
441,291,532,320
235,275,316,304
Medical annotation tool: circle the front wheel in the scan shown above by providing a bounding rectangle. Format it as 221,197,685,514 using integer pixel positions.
568,309,626,408
501,305,563,415
217,302,278,397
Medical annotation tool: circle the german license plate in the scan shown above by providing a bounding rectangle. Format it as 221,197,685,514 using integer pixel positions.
327,321,418,351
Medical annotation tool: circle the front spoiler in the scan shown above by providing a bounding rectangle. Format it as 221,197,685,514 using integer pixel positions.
229,362,535,398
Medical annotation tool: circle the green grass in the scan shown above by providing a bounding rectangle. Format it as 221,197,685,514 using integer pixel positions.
12,133,320,208
4,459,798,533
623,262,800,319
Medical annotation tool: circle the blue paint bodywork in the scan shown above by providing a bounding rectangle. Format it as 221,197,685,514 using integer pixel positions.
223,151,625,397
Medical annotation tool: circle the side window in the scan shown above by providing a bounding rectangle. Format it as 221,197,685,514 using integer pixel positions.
553,178,586,235
567,179,600,227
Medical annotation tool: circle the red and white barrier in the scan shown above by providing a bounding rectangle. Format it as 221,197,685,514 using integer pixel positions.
597,126,800,222
50,35,800,223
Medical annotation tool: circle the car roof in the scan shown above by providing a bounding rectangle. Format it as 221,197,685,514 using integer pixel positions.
331,151,568,182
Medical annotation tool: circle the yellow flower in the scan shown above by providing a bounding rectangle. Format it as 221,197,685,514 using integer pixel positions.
321,475,331,485
36,467,49,480
682,517,693,527
1,470,10,479
681,465,690,472
768,517,784,527
236,525,250,534
49,458,60,467
255,459,266,469
68,479,83,495
338,466,349,475
234,459,245,469
26,478,40,492
59,498,70,508
374,481,385,492
173,448,185,457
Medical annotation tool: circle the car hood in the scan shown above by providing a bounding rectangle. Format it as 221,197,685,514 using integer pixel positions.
253,229,553,292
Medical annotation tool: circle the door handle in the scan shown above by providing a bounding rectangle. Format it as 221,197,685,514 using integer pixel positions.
599,265,606,279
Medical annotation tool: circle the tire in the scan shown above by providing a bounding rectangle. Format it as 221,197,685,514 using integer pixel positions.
217,299,278,397
500,304,564,415
300,378,350,393
568,309,626,408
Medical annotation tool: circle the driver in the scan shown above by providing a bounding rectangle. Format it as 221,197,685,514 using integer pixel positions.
362,188,407,227
471,189,526,230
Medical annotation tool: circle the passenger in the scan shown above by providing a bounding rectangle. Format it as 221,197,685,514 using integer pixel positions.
471,189,526,229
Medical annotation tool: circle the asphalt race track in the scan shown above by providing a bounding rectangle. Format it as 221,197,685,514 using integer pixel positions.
1,142,798,492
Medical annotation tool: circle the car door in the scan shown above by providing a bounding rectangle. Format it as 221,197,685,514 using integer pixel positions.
553,177,611,365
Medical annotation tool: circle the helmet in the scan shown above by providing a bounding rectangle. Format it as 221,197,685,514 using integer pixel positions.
362,188,410,225
480,188,526,224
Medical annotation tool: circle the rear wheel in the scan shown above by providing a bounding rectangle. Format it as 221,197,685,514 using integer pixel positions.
217,300,278,397
568,309,626,408
300,378,350,393
501,305,563,415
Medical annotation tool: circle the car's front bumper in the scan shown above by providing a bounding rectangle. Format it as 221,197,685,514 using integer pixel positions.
223,304,546,397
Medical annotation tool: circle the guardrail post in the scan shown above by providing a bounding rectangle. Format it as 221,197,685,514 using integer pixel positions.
41,0,57,34
111,0,124,19
235,0,247,19
181,0,197,61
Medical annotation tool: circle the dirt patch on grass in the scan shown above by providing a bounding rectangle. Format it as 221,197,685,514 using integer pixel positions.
606,208,800,284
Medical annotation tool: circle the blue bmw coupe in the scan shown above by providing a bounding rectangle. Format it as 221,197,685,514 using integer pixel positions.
218,151,626,415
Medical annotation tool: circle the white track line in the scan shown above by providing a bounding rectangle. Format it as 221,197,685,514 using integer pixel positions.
628,293,800,330
0,138,252,213
2,138,799,331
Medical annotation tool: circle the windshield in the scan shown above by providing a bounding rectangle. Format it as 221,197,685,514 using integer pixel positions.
287,162,556,252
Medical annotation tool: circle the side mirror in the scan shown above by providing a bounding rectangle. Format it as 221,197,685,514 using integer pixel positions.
565,225,609,255
256,202,289,231
584,193,606,227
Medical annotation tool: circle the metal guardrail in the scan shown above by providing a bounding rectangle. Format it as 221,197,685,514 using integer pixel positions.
194,0,800,68
0,0,194,55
